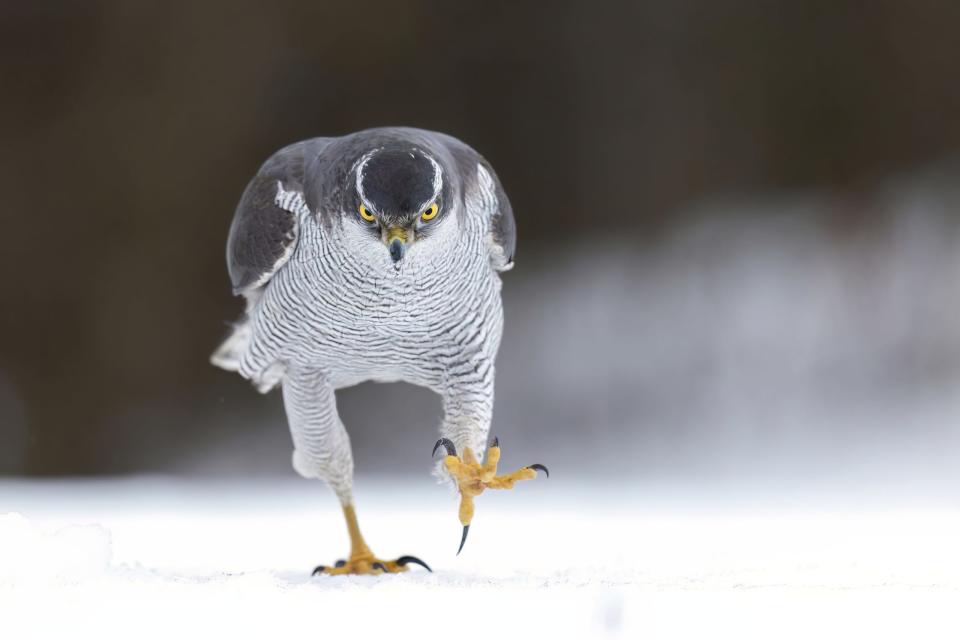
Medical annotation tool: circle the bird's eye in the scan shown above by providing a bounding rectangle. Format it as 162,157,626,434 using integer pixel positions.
420,203,439,221
359,203,376,222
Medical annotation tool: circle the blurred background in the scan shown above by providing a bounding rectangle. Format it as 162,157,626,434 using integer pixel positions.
2,1,959,489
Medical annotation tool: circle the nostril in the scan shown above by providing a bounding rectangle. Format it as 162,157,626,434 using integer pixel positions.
389,239,404,263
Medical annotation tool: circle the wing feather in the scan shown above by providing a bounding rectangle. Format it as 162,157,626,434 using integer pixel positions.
226,138,331,294
435,134,516,270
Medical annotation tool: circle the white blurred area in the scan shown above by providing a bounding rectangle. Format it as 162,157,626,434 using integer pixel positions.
1,477,958,639
171,159,960,498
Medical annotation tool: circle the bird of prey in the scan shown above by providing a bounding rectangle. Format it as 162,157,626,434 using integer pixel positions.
211,127,547,575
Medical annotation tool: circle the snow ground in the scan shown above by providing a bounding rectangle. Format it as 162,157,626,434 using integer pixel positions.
1,476,958,639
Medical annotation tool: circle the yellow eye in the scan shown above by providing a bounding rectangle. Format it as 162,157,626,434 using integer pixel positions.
421,203,439,221
359,203,376,222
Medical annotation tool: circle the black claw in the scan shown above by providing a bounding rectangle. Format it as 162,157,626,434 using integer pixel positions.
372,562,387,572
334,559,346,568
312,566,326,576
528,463,550,478
491,436,500,448
396,555,432,572
432,438,457,458
457,524,470,555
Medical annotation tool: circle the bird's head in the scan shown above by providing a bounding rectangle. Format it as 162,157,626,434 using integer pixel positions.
345,145,454,267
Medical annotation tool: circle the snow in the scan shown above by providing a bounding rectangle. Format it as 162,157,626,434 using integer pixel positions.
1,476,958,639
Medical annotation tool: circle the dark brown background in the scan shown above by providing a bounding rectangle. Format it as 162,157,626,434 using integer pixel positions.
2,1,959,475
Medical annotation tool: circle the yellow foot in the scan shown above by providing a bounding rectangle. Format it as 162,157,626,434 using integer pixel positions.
433,437,549,554
310,504,431,577
312,553,430,576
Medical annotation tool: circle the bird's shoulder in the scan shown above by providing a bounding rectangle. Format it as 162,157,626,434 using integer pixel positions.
428,132,516,270
226,138,333,294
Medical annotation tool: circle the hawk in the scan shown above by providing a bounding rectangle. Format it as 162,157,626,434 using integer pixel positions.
212,127,546,575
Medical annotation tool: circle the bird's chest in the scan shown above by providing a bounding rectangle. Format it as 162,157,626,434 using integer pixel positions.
314,285,465,386
274,252,496,384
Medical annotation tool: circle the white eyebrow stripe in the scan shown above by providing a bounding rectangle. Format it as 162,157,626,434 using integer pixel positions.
412,153,443,214
352,148,380,209
425,153,443,205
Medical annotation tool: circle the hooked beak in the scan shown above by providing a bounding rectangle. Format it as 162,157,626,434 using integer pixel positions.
383,226,411,263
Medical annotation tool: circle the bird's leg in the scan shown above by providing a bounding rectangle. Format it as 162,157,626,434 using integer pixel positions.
434,437,548,554
283,370,430,578
311,503,432,576
342,504,374,562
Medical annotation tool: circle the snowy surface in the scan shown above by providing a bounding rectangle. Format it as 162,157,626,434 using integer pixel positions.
1,476,958,639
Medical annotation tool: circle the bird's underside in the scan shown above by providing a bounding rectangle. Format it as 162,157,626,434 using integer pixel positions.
212,127,545,575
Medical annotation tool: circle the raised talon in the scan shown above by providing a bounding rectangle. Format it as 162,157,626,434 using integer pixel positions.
433,438,457,458
457,525,470,555
528,463,550,477
335,559,346,567
440,435,548,555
